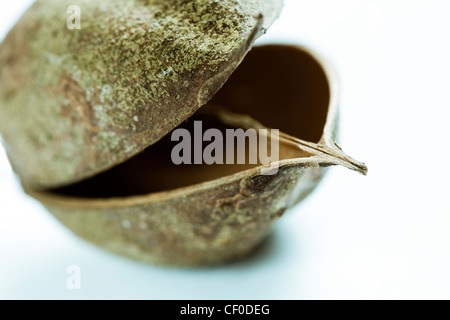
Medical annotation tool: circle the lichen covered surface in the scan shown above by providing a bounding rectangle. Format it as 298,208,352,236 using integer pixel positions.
0,0,282,188
41,163,323,265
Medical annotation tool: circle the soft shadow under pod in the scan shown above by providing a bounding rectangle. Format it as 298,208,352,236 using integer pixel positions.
26,45,366,265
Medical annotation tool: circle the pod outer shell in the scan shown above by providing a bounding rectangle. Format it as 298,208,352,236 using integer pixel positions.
26,43,356,266
0,0,283,189
29,160,325,265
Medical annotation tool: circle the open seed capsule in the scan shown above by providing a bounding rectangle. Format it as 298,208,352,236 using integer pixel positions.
0,1,366,265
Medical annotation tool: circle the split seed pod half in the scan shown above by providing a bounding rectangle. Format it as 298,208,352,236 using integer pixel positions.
0,0,367,265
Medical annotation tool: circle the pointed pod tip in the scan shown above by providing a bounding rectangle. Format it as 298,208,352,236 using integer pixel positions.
320,141,368,176
335,152,368,176
330,154,368,176
350,160,368,176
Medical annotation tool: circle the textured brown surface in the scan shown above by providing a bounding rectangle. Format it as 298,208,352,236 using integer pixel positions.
26,45,367,265
0,0,367,267
33,163,321,265
0,0,283,188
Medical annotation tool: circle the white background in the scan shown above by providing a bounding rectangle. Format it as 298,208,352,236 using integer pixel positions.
1,0,449,300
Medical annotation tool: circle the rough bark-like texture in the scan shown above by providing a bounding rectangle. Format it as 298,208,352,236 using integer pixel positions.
24,43,367,266
1,0,368,266
0,0,283,189
33,163,324,265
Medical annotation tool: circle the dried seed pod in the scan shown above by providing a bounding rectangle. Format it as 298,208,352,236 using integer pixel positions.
0,0,283,189
0,1,367,265
26,45,367,265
